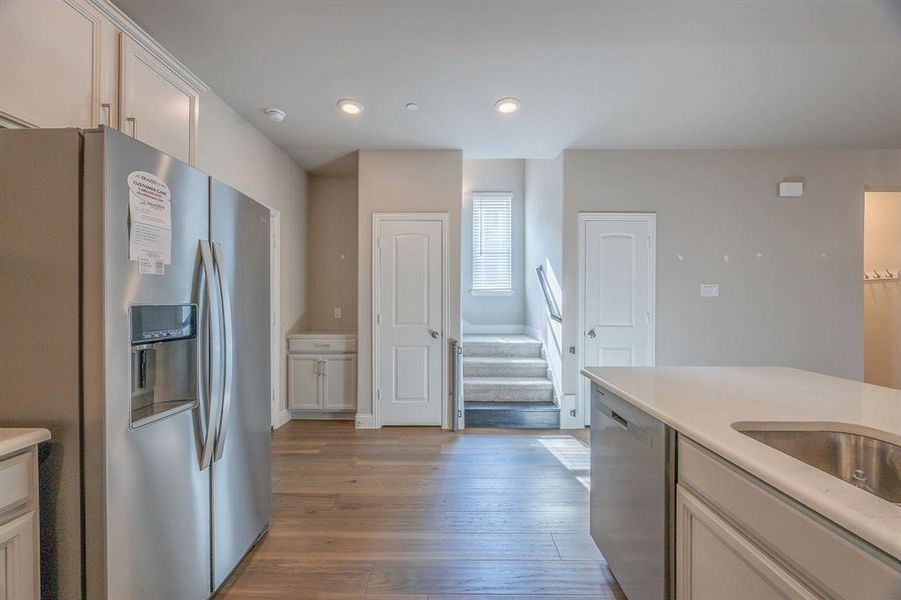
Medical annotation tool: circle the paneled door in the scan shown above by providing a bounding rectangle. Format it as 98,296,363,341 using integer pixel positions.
580,214,655,425
375,216,445,426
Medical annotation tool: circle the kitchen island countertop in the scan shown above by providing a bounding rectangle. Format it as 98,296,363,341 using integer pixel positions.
580,366,901,560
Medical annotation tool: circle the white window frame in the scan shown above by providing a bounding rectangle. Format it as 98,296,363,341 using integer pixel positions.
471,191,513,296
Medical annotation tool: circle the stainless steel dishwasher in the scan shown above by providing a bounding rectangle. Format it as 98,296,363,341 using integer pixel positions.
590,382,675,600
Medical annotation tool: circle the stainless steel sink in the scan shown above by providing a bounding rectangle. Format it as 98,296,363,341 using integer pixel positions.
736,428,901,504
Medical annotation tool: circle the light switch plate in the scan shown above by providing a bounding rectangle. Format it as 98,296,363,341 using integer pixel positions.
700,283,720,298
333,306,342,319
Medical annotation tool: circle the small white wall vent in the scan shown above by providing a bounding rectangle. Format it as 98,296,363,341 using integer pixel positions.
779,178,804,197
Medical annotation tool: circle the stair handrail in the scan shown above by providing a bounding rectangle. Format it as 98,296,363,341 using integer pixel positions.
535,264,562,323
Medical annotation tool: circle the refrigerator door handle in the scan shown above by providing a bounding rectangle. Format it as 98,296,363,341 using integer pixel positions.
200,240,222,470
212,242,235,461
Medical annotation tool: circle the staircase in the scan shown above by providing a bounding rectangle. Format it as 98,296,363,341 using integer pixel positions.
463,335,559,428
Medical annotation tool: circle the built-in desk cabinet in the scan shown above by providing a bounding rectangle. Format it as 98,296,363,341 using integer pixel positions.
0,430,50,600
0,0,200,164
288,333,357,418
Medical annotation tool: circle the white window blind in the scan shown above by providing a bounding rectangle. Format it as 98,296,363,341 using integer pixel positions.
472,192,513,294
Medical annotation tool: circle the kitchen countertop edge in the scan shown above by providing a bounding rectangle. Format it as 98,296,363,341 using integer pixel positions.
0,428,51,459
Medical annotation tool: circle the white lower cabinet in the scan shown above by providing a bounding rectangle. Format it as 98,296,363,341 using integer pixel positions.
0,511,37,600
0,443,43,600
676,485,816,600
321,355,357,411
677,437,901,600
287,334,357,416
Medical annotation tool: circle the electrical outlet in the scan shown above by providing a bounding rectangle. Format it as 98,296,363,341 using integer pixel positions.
700,283,720,298
333,306,342,319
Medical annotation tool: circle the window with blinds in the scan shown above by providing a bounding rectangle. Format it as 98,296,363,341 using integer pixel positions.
472,192,513,294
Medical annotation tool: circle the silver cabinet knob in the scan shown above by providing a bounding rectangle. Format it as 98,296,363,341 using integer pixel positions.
587,329,597,338
430,329,440,339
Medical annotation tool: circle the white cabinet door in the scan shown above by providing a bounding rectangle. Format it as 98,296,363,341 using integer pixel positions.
322,355,357,411
676,485,817,600
0,511,37,600
0,0,102,128
119,34,198,164
288,355,321,410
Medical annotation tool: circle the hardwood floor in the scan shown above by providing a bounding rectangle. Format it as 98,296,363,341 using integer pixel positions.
217,421,624,599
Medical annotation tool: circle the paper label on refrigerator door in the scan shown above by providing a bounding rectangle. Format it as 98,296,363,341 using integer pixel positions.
127,171,172,270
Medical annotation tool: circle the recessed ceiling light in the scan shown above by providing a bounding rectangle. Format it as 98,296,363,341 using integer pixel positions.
494,97,520,114
337,99,364,115
263,108,287,122
405,102,419,112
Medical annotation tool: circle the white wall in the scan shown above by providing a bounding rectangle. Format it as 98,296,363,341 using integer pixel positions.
524,157,564,395
864,191,901,389
196,90,309,420
524,157,563,334
308,176,358,331
562,150,901,407
356,150,463,423
462,159,526,329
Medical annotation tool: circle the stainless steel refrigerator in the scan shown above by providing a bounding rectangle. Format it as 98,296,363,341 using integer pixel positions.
0,126,271,599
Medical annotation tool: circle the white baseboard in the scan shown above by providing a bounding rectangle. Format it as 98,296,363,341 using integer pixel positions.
354,413,378,429
523,325,542,341
274,409,291,429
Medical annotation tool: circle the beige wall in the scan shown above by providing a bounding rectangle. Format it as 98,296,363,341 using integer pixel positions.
356,150,463,421
864,191,901,389
562,150,901,409
308,176,358,331
462,159,526,328
196,90,309,418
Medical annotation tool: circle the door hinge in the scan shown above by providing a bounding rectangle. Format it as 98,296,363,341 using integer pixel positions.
378,236,384,250
377,313,381,324
377,389,381,400
457,409,463,418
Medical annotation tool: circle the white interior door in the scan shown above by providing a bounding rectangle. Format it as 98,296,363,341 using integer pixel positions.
376,217,445,426
580,214,656,424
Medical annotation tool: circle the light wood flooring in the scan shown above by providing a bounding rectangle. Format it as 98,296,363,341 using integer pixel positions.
217,421,625,599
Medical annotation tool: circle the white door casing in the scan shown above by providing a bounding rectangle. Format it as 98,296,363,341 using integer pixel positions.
270,209,282,427
373,214,447,427
579,213,656,426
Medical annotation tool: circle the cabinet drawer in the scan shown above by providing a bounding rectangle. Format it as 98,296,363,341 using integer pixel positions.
288,337,356,354
678,438,901,599
0,450,34,517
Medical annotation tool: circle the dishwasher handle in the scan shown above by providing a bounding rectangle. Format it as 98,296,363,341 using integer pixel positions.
593,388,654,449
609,410,629,431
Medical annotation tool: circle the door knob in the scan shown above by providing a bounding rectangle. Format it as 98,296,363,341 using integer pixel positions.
587,329,597,338
430,330,440,339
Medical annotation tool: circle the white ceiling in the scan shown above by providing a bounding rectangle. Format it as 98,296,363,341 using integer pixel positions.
112,0,901,173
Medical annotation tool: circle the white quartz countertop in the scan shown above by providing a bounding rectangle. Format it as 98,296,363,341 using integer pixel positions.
0,428,51,458
580,366,901,560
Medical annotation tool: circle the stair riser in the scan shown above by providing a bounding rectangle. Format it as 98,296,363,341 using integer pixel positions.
464,385,554,403
463,363,548,378
463,343,541,358
465,409,560,429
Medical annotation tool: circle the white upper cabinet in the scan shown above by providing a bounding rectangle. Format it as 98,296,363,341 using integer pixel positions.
0,0,200,164
119,34,198,164
0,0,103,128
